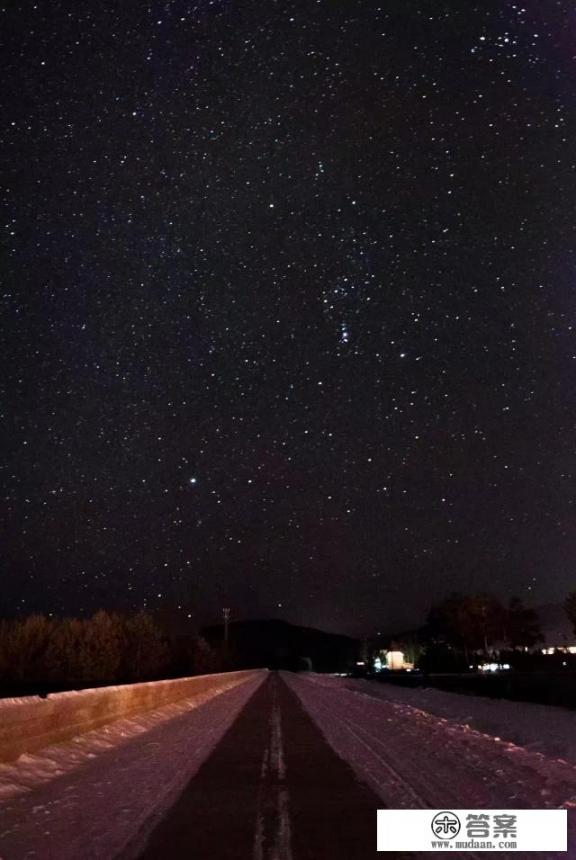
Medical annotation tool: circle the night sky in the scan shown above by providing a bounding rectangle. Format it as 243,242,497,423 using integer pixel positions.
2,0,576,636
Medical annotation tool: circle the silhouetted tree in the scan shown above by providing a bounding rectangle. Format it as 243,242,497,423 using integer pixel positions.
3,615,55,681
504,597,543,649
192,635,218,675
0,620,9,678
0,610,224,688
425,593,505,659
78,611,123,682
424,592,467,648
123,611,169,681
44,618,86,682
459,594,506,654
565,592,576,636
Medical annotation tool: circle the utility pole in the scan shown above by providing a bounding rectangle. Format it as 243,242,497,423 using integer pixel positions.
223,607,230,663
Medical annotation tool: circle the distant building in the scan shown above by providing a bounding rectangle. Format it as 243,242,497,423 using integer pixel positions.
370,630,421,671
373,648,414,671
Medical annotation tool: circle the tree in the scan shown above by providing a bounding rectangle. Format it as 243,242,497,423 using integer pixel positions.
3,615,55,681
192,635,219,675
504,597,543,649
122,611,169,681
565,591,576,636
78,611,123,682
424,592,467,647
0,620,9,678
424,593,505,658
44,618,86,682
456,594,505,654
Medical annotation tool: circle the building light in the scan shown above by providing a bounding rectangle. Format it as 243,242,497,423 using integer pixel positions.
386,650,405,670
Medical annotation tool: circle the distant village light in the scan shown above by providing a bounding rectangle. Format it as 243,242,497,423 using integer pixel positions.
386,650,406,670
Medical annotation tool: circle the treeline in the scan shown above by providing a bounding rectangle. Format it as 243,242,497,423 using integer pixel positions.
423,593,543,655
0,611,219,686
389,593,546,673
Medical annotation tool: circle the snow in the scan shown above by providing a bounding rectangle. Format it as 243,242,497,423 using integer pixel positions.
323,675,576,764
0,671,266,859
3,670,576,859
283,673,576,859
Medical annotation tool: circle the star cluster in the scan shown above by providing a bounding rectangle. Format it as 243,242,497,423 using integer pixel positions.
1,0,576,634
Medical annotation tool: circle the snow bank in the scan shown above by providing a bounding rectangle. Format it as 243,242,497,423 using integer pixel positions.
0,671,266,859
0,669,260,764
327,675,576,763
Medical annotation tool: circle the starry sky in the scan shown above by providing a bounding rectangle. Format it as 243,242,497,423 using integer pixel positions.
1,0,576,636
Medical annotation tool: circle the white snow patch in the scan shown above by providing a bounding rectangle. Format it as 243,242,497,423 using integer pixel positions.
326,675,576,763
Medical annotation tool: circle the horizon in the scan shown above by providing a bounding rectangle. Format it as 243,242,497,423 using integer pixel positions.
1,592,571,643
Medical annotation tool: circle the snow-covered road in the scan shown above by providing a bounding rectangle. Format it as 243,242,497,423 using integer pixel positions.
284,673,576,857
1,671,575,858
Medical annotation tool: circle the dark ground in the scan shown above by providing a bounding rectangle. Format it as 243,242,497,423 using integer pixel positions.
372,670,576,709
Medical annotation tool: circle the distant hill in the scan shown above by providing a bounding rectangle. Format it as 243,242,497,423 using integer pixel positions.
201,618,360,672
